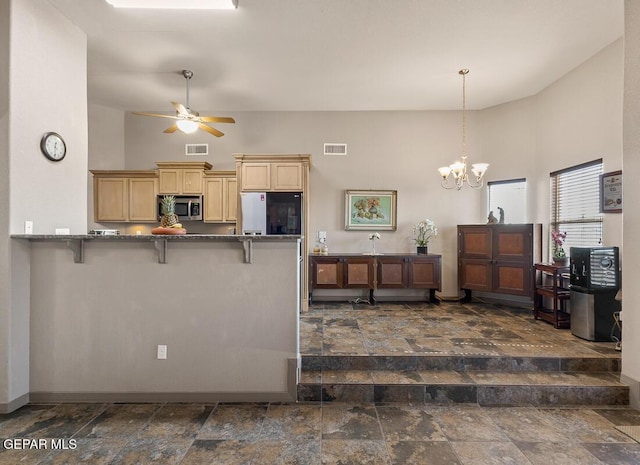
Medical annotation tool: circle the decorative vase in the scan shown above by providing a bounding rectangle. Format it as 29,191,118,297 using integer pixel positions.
417,246,428,255
552,256,568,266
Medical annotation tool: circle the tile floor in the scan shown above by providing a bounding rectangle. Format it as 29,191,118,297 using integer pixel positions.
300,300,622,359
2,402,640,464
1,301,637,464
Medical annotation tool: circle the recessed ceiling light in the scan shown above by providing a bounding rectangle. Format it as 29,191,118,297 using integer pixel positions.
104,0,238,9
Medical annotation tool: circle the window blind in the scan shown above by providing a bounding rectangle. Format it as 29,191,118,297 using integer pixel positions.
550,159,603,256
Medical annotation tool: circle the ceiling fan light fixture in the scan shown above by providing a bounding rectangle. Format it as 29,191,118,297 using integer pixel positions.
104,0,238,10
176,119,199,134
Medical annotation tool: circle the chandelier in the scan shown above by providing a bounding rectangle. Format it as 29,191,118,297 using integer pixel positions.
438,69,489,190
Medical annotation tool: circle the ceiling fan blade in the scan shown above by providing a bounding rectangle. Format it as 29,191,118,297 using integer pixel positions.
164,124,179,133
198,123,224,137
199,116,236,124
132,111,179,120
171,101,189,115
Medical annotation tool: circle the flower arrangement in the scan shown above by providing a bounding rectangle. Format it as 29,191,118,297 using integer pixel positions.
368,232,380,254
551,230,567,258
412,219,437,247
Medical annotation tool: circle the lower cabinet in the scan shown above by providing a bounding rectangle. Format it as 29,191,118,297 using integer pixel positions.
309,254,441,303
458,224,541,300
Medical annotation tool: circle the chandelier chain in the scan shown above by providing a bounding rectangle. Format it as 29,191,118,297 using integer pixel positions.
437,68,488,190
461,69,467,159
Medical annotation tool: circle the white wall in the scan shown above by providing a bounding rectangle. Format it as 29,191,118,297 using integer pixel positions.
534,39,624,255
0,0,11,407
622,0,640,409
0,0,87,412
10,0,88,236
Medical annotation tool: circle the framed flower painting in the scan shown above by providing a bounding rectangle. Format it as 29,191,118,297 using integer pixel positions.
344,189,397,230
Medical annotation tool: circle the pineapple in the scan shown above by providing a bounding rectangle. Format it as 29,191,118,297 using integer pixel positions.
160,195,179,227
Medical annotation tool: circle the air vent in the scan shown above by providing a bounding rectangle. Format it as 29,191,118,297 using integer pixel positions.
185,143,208,156
324,143,347,156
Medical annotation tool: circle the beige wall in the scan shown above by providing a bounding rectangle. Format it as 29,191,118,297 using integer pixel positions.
534,39,624,257
1,0,87,411
0,0,11,405
28,239,300,400
10,0,88,236
622,0,640,409
101,41,623,297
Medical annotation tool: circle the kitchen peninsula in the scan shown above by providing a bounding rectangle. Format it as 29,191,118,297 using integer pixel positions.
12,234,301,403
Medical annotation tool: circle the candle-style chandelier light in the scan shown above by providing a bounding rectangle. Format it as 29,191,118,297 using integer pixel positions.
438,69,489,190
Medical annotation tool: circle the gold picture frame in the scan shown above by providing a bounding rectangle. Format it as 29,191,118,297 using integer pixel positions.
345,189,397,230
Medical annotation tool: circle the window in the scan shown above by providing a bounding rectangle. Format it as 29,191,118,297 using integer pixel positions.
487,179,527,224
550,159,603,259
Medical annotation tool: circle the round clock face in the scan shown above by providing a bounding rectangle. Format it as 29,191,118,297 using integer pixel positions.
40,132,66,161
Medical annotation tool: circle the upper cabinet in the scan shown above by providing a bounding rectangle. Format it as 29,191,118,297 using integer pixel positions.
203,170,237,223
91,170,158,223
156,161,212,194
235,154,308,191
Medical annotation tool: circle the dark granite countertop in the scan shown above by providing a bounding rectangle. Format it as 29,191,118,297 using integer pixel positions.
11,234,302,241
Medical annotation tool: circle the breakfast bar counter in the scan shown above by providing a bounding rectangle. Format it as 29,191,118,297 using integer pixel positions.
12,234,302,404
11,234,301,264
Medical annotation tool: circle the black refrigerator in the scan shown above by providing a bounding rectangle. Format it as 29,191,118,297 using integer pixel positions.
569,247,621,341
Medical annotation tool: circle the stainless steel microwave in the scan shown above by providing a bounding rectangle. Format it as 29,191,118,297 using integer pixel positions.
157,195,203,221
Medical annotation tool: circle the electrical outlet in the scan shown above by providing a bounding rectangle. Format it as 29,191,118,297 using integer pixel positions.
157,345,167,360
318,231,327,240
24,221,33,234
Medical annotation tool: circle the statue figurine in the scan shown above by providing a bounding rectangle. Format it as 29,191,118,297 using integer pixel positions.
487,211,498,224
498,207,505,224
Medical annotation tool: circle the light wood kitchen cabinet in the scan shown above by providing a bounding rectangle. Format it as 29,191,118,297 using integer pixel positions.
91,171,158,223
272,163,303,190
156,161,212,194
203,171,237,223
458,224,541,300
237,159,304,191
240,163,271,190
128,177,159,221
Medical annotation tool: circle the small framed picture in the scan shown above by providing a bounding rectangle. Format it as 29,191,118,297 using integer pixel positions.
600,170,622,213
345,189,397,230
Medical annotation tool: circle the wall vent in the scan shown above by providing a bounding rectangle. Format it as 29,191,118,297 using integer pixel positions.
185,143,209,156
323,143,347,156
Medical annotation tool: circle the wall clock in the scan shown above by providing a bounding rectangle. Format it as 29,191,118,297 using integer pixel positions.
40,132,66,161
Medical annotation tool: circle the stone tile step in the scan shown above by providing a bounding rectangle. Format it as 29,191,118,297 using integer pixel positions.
297,370,629,406
301,354,621,373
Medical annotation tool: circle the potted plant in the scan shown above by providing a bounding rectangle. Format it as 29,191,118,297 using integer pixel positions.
412,219,437,254
551,230,568,265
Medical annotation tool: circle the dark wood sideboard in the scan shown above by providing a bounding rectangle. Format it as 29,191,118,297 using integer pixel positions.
458,224,542,301
309,253,442,304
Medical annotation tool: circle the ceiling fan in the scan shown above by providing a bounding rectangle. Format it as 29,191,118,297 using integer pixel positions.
133,69,235,137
